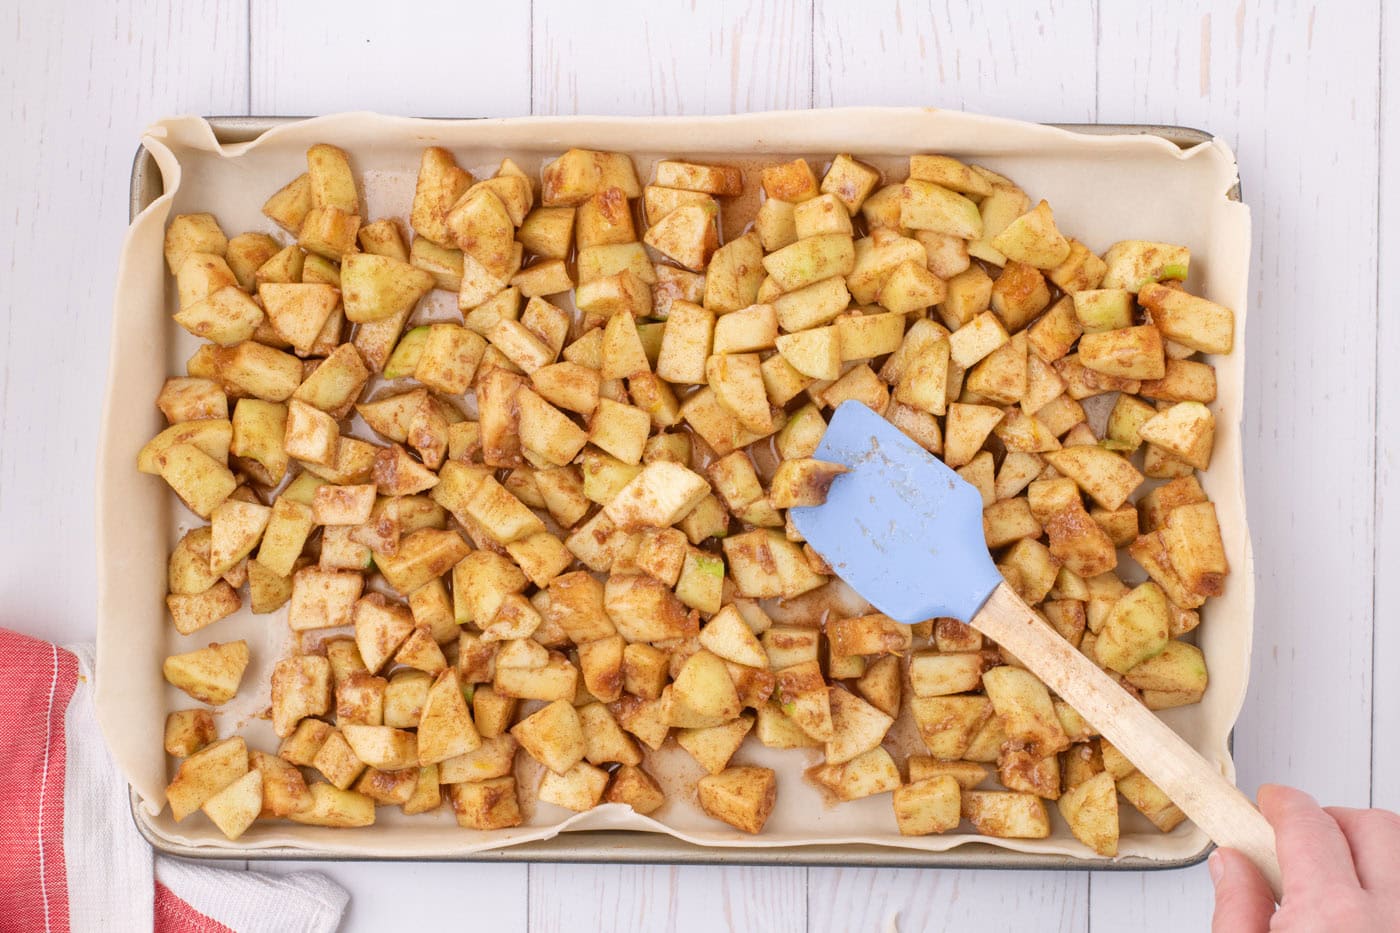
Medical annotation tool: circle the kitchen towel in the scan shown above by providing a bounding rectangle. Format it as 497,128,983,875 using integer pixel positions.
0,628,348,932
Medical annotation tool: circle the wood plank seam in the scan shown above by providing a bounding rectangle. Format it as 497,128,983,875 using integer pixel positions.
1370,0,1386,811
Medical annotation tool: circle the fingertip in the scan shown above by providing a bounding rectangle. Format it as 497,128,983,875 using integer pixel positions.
1212,846,1257,880
1209,847,1276,932
1258,783,1315,815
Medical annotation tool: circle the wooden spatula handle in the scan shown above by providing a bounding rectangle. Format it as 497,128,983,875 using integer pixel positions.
975,582,1282,899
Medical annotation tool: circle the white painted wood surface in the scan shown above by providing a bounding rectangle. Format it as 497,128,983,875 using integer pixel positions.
812,0,1099,122
1376,0,1399,819
249,0,532,117
533,0,813,115
1,1,1393,930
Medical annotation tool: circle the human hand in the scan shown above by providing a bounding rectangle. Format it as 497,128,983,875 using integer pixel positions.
1210,784,1400,932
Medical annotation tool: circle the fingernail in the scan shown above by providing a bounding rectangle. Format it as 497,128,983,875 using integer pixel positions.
1208,850,1225,885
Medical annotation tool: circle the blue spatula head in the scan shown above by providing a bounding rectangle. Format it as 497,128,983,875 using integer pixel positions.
789,401,1005,625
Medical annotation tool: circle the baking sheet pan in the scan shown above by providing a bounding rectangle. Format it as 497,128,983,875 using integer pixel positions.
107,110,1250,868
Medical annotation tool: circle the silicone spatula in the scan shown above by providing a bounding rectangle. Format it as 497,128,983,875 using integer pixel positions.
791,400,1281,897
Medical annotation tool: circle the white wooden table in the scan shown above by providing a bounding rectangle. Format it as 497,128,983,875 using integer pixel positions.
2,0,1394,929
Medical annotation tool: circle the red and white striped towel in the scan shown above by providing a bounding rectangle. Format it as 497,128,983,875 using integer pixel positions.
0,628,348,932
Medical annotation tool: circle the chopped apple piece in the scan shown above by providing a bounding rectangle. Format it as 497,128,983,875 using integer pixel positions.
900,180,982,239
893,775,961,836
603,461,711,530
697,766,777,834
961,791,1051,839
163,641,248,706
166,736,247,821
991,200,1071,269
606,764,667,815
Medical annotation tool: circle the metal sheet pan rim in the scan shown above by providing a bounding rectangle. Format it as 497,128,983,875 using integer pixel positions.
125,114,1235,870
